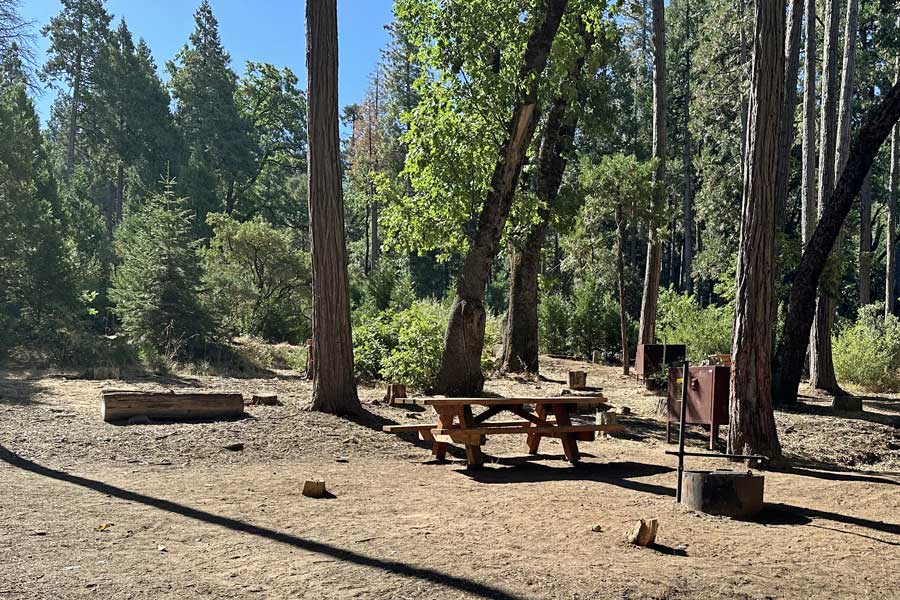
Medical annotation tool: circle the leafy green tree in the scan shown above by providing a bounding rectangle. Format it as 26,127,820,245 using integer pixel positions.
168,0,252,220
41,0,112,182
202,214,310,343
110,180,216,359
232,62,307,222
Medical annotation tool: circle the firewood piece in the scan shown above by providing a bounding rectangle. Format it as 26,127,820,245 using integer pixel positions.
250,393,279,406
385,383,407,405
302,480,327,498
628,518,658,546
568,371,587,390
100,390,244,422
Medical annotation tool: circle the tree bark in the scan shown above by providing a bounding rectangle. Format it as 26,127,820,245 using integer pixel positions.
774,0,805,231
637,0,666,345
888,82,900,318
436,0,568,395
800,0,816,246
681,0,693,296
616,205,630,375
773,75,900,406
808,0,841,394
859,169,872,305
501,24,593,374
306,0,360,414
728,0,784,459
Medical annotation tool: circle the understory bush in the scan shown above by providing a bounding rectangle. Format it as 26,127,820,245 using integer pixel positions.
656,287,732,362
833,304,900,391
538,280,627,361
353,298,500,391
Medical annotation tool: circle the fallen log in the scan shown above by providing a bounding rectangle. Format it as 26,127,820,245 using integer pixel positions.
100,390,244,423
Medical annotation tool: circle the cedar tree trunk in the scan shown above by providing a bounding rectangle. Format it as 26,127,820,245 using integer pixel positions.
306,0,361,414
728,0,784,459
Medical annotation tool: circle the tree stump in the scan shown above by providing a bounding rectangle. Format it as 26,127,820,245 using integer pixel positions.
385,383,407,405
596,410,620,437
592,350,601,364
568,370,587,390
302,480,327,498
681,470,764,519
628,518,658,546
832,396,862,412
250,393,279,406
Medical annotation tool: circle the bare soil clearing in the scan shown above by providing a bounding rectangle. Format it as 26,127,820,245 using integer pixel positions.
1,358,898,599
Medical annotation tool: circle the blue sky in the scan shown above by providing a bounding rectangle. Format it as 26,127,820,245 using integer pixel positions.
20,0,395,124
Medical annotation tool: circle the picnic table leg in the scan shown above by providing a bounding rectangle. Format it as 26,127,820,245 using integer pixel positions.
460,405,484,468
431,408,454,461
526,404,548,454
551,402,580,464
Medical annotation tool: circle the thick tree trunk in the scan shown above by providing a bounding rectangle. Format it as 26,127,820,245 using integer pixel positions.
774,0,805,230
859,170,872,305
728,0,784,459
638,0,666,345
681,0,693,295
306,0,360,414
738,0,749,173
808,0,841,393
500,26,592,374
502,238,543,373
773,76,900,406
437,0,568,395
800,0,816,246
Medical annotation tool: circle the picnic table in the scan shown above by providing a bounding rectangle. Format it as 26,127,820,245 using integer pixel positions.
383,396,623,467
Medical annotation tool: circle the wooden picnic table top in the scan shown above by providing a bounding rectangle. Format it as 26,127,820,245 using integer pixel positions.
393,395,606,407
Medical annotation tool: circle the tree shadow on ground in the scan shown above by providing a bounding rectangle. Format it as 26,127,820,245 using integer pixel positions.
786,397,900,427
459,459,676,497
0,374,50,406
772,462,900,486
0,444,527,600
756,502,900,545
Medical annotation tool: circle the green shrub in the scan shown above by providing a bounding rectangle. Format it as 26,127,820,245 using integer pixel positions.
202,214,310,344
569,280,622,359
353,315,398,380
381,301,447,390
656,287,733,362
539,293,571,355
833,304,900,391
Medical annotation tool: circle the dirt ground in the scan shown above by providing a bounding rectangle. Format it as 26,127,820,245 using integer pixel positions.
1,357,898,599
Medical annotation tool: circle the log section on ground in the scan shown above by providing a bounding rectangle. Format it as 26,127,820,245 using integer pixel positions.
100,390,244,422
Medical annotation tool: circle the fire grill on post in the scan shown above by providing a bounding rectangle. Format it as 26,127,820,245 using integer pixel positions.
666,365,729,450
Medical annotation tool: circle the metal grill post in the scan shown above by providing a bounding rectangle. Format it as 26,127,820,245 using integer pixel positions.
676,360,689,503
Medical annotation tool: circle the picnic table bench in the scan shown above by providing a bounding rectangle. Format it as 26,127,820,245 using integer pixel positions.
383,396,624,467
